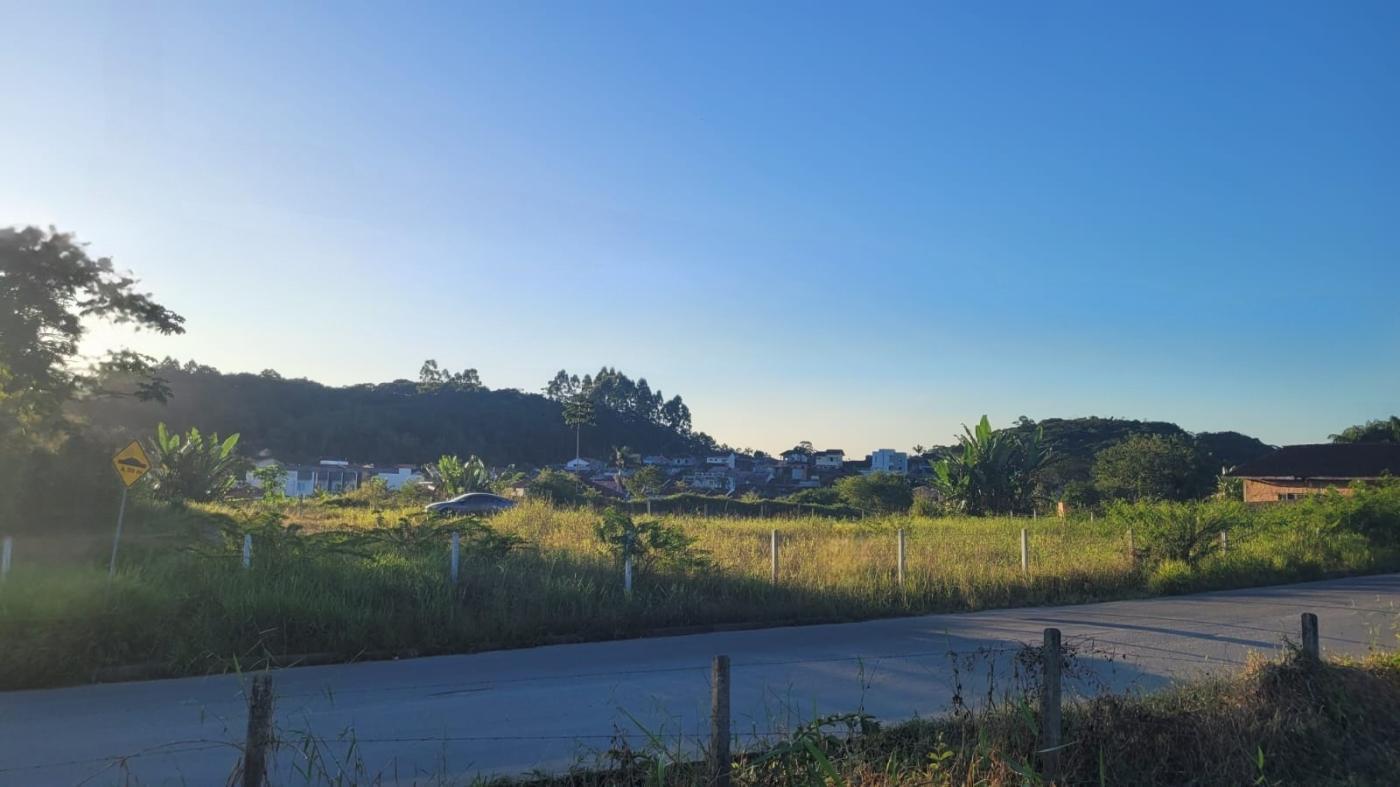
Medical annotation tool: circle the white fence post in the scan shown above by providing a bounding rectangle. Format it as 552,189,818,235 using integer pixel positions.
1,536,11,582
770,529,779,583
1020,528,1029,574
242,533,252,570
624,554,633,595
897,529,906,586
1220,530,1228,555
450,531,460,585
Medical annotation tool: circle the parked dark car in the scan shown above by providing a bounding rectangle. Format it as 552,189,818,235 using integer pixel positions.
425,492,516,515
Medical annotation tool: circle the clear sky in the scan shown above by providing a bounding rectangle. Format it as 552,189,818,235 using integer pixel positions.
4,1,1397,455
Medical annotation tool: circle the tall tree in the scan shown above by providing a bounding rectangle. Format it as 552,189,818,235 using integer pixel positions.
562,393,596,460
0,226,184,444
418,359,483,392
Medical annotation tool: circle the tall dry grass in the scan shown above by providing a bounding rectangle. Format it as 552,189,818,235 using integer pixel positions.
1,492,1394,689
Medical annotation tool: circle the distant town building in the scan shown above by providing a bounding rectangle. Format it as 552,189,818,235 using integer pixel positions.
247,459,422,496
868,449,909,475
813,449,845,471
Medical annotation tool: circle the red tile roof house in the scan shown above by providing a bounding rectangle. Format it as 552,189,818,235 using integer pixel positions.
1227,443,1400,503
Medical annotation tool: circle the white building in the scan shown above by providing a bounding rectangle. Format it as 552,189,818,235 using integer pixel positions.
868,449,909,475
685,468,733,492
370,465,422,490
248,459,424,496
706,453,738,469
814,449,845,471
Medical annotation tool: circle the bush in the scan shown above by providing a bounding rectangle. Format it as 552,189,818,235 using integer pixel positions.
909,488,941,517
1147,559,1194,593
593,508,707,574
525,469,596,506
1107,499,1248,567
836,472,913,514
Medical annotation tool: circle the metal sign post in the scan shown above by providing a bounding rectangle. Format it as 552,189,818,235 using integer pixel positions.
108,441,152,581
108,487,129,580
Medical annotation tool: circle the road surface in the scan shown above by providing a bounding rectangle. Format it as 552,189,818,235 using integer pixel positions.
2,573,1398,785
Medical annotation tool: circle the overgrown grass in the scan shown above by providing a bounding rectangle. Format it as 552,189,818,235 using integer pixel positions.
1,488,1397,689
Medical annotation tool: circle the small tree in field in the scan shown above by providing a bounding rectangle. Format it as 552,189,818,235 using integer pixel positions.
594,507,707,575
251,462,286,501
623,465,666,501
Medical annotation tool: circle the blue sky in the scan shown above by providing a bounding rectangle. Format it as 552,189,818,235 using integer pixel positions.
4,1,1397,454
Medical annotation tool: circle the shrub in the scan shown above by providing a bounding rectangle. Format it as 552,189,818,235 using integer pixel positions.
594,508,707,574
836,472,913,514
526,469,596,507
1147,559,1195,593
1107,499,1248,567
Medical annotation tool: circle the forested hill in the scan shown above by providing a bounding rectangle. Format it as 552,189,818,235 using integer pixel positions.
76,364,718,467
999,416,1274,491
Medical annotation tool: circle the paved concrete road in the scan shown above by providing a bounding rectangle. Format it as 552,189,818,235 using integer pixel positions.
3,574,1399,786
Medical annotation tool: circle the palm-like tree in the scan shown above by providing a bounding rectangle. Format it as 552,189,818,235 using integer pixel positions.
562,394,596,460
931,415,1050,515
146,422,245,503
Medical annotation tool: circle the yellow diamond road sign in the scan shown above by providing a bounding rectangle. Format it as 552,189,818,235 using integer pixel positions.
112,441,152,487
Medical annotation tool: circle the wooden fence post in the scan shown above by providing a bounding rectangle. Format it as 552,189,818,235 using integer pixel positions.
770,529,779,583
1127,529,1135,566
709,655,731,787
242,534,253,570
1301,612,1319,659
242,673,275,787
1,536,10,582
1220,530,1228,555
1020,529,1029,574
450,531,460,585
1041,628,1062,783
897,529,906,586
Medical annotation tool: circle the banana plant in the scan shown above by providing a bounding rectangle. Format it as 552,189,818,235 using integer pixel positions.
146,422,245,502
931,415,1051,515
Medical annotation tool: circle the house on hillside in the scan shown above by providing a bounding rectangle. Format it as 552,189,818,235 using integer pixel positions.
685,467,732,493
781,449,811,465
706,452,739,469
1228,444,1400,502
813,449,845,471
565,457,604,473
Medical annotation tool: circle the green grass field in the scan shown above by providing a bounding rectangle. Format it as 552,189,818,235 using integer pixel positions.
1,490,1396,690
